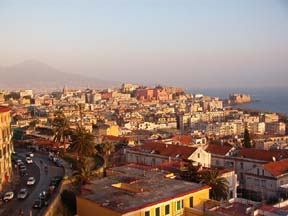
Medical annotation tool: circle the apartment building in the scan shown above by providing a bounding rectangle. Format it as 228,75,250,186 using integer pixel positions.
77,165,210,216
0,106,13,190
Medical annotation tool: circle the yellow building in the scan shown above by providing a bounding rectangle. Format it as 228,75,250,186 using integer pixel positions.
98,124,119,137
0,106,13,191
77,165,210,216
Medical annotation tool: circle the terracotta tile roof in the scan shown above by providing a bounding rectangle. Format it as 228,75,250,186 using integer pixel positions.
171,135,192,145
262,159,288,176
237,148,287,162
0,106,10,113
133,142,197,160
205,144,233,155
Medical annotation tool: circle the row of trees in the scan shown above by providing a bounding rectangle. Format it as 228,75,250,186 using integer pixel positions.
181,162,229,201
52,110,115,184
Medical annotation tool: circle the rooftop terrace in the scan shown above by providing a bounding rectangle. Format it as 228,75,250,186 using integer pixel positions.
80,165,208,213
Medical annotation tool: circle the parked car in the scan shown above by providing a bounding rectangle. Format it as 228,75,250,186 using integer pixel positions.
27,177,36,186
16,159,23,166
26,157,33,164
32,199,42,209
17,189,29,199
19,165,27,171
3,192,14,202
55,160,64,167
26,152,34,158
50,176,62,187
20,170,28,177
39,190,49,201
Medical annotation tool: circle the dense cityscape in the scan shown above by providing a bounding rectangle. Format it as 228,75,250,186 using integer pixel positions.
1,1,288,216
0,84,287,216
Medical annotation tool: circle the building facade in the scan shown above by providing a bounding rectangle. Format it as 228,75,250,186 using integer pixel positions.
0,106,13,191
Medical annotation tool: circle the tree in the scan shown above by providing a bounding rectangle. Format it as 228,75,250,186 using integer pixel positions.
70,125,96,160
72,158,92,185
200,169,229,201
52,110,71,151
180,162,201,183
243,127,252,148
96,141,115,168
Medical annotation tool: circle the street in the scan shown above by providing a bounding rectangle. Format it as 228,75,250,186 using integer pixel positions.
0,149,64,216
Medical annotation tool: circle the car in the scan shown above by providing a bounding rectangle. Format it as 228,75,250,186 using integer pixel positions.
32,199,43,209
3,192,14,202
27,177,36,185
26,152,34,158
39,190,49,201
20,170,28,177
16,159,23,166
26,157,33,164
55,160,64,167
19,165,26,171
17,188,29,199
50,176,62,187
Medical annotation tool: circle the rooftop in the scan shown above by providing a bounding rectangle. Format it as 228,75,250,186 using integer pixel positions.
210,202,253,216
0,106,10,113
131,142,198,160
262,159,288,176
236,148,288,162
205,144,234,156
79,165,208,214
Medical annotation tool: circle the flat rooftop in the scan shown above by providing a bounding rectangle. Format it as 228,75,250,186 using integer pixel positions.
79,165,208,213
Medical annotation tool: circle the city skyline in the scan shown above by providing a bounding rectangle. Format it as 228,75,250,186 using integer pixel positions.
0,0,288,88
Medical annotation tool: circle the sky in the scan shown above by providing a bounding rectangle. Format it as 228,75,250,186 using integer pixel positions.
0,0,287,88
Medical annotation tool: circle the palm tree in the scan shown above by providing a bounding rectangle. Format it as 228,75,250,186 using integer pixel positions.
73,158,92,185
180,161,201,183
96,141,115,168
70,125,96,160
52,110,71,151
200,169,229,201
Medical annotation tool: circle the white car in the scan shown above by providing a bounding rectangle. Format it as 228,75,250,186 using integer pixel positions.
3,191,14,202
26,157,33,164
27,177,36,185
16,159,23,165
17,188,29,199
26,152,34,158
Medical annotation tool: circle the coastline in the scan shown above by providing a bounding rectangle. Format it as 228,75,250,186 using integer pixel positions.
228,101,287,118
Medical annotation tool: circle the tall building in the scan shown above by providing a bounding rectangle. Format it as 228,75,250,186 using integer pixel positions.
0,106,13,191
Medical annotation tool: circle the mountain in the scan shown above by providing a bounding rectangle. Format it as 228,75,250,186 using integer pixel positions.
0,60,119,91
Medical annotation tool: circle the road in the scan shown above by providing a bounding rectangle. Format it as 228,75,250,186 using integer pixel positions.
0,149,64,216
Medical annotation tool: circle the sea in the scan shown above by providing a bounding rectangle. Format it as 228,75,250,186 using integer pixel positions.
187,87,288,115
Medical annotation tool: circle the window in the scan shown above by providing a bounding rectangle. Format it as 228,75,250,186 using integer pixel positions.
262,170,265,176
255,179,259,186
189,197,194,208
197,153,200,158
240,162,243,169
176,200,182,211
144,211,150,216
257,168,259,175
261,180,266,187
165,204,170,215
155,207,160,216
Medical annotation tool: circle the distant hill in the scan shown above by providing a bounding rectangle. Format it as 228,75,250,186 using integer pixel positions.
0,60,119,91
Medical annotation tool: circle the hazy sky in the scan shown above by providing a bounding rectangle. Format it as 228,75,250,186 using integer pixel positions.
0,0,287,88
